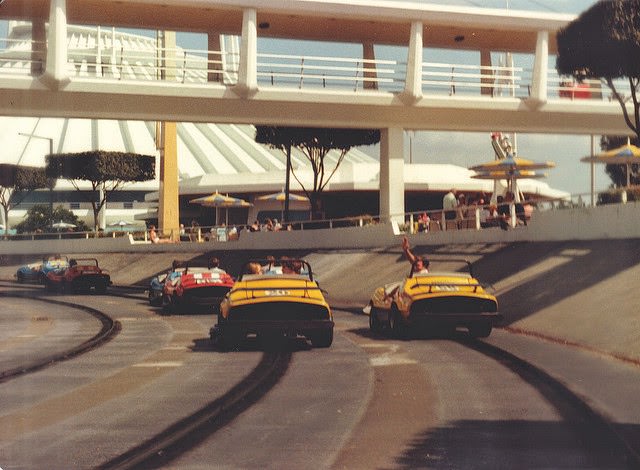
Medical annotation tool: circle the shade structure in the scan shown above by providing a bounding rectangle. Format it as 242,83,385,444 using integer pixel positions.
189,191,252,226
470,154,555,202
471,169,548,180
108,220,134,231
580,141,640,188
256,190,310,222
189,191,251,207
469,154,556,172
256,190,310,203
51,220,76,230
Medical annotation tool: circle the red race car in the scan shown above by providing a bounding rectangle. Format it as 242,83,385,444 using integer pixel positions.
162,261,234,313
45,258,111,294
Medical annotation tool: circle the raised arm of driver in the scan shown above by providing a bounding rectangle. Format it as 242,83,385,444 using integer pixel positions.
402,236,416,264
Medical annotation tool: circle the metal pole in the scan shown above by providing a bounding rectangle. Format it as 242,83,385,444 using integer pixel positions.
590,134,595,207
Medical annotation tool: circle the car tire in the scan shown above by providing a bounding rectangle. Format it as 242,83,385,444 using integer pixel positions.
149,293,162,307
369,307,383,333
469,323,492,338
17,272,24,283
220,330,243,351
310,329,333,348
390,308,409,340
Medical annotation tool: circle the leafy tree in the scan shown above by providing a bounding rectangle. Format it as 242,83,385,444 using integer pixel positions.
255,127,380,219
14,204,89,234
46,151,155,231
556,0,640,142
0,164,49,234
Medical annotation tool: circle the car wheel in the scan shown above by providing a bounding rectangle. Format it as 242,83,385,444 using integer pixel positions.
390,308,409,340
220,329,243,351
310,329,333,348
469,324,492,338
150,293,162,307
369,307,382,333
95,283,107,295
162,295,173,313
17,272,25,283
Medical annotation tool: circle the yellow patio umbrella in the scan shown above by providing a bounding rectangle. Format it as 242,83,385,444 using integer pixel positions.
469,154,556,172
256,189,309,221
470,154,555,202
189,191,252,226
580,140,640,188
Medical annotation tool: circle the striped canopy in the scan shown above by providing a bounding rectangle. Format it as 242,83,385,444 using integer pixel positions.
469,154,555,172
189,191,252,208
471,169,548,180
256,190,309,202
581,142,640,188
581,142,640,165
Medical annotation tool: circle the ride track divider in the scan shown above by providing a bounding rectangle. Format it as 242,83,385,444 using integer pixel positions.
96,351,292,470
464,337,640,469
0,292,121,384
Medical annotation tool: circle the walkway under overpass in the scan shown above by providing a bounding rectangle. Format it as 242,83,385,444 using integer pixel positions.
0,0,633,227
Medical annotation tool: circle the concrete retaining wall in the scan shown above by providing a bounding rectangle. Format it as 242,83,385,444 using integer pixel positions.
1,201,639,255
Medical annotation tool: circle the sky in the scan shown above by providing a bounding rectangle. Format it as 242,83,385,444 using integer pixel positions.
0,0,613,196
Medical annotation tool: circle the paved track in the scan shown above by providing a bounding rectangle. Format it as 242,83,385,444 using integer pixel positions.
1,240,639,468
2,239,639,362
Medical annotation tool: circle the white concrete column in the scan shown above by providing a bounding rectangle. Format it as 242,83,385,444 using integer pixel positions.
528,30,549,106
234,8,258,97
379,127,405,224
401,21,423,104
43,0,69,88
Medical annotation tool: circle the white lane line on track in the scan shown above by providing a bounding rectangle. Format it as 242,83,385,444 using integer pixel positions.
133,361,183,368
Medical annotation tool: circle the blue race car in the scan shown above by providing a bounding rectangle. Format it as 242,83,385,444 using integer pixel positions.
16,255,69,284
148,261,186,307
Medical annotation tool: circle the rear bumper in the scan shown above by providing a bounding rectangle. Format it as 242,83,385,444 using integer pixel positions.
408,312,502,326
218,319,334,336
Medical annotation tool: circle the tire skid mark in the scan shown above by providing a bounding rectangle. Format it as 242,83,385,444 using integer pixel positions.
97,351,292,470
464,338,640,468
0,292,119,384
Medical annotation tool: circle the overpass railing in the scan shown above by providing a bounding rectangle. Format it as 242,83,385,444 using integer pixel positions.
0,28,633,100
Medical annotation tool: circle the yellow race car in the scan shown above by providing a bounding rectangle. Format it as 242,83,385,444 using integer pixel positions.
365,260,500,338
211,258,334,350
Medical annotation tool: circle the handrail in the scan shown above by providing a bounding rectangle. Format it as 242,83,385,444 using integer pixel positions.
0,24,634,98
